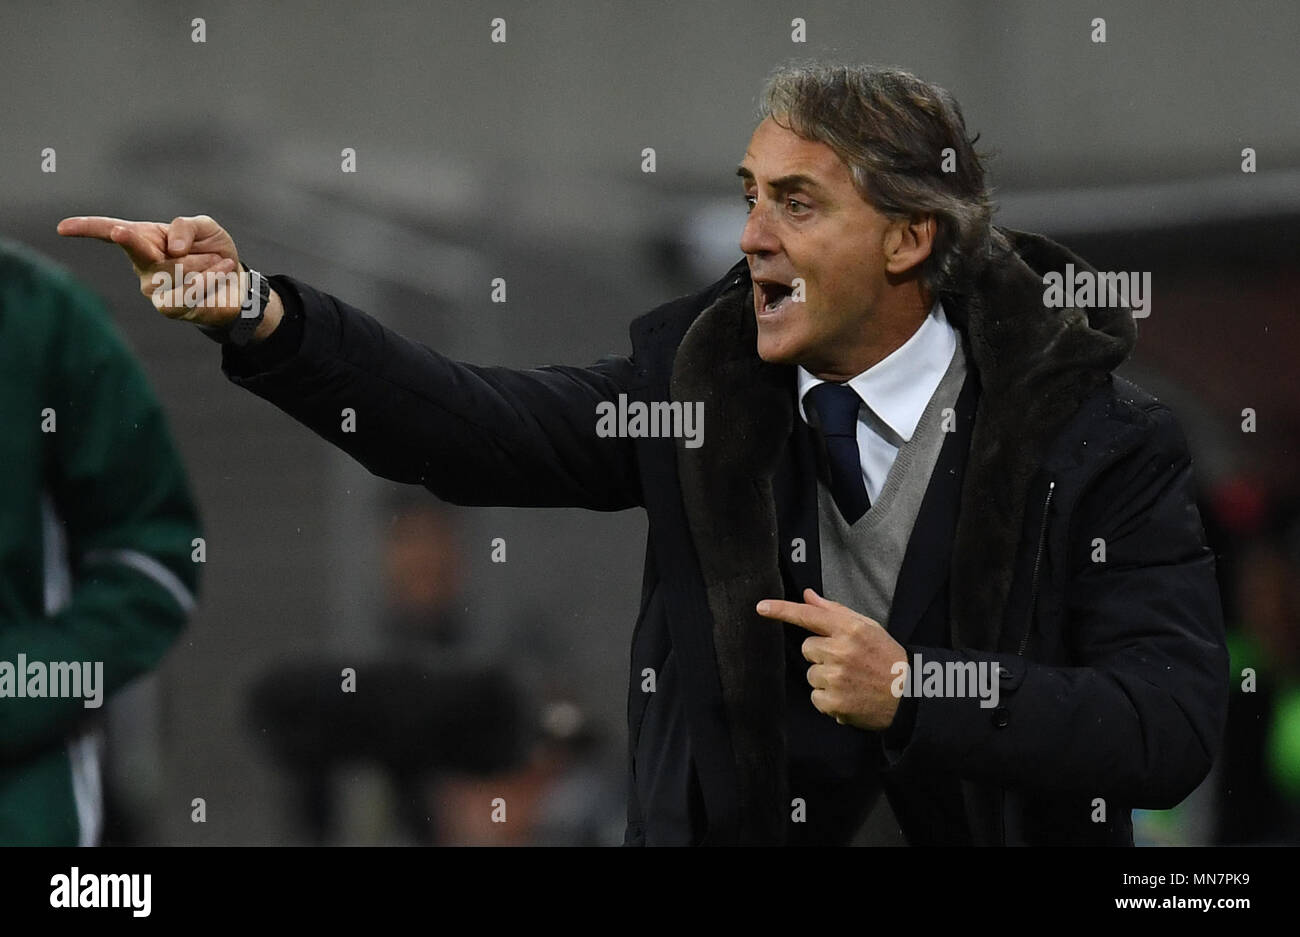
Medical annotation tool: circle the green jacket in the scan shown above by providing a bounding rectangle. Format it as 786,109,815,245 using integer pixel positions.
0,240,201,845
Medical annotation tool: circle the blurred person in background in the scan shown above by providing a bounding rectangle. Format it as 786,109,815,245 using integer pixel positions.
247,493,532,844
432,696,625,846
0,240,201,845
378,492,467,652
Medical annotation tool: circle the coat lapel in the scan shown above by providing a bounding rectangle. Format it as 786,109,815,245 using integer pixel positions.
670,275,792,845
943,230,1136,649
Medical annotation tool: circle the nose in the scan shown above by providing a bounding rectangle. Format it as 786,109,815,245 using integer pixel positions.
739,198,780,257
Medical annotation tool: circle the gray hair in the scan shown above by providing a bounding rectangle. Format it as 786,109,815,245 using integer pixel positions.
759,62,1003,295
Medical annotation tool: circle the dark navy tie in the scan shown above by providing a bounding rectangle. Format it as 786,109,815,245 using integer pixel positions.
804,382,871,524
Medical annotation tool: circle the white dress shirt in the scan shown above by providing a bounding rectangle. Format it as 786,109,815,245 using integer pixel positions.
796,300,959,504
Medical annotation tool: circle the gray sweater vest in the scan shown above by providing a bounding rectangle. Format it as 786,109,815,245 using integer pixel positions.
817,341,968,627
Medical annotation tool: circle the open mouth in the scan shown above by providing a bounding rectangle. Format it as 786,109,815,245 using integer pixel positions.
755,279,795,315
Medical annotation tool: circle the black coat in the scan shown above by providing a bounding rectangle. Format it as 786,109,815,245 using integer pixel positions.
223,228,1229,846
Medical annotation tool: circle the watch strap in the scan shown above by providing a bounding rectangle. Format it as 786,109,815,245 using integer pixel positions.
197,262,267,345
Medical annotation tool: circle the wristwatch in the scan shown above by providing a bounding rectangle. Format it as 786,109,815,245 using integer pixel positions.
197,262,270,346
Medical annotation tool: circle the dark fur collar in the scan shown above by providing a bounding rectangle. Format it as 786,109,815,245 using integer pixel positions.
669,228,1136,841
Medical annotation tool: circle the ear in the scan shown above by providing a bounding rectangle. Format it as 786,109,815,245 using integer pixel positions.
883,215,935,277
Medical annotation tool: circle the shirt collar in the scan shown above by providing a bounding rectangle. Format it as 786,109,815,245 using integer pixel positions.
796,299,958,443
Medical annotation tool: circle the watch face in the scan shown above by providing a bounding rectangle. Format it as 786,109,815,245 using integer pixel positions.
239,271,266,316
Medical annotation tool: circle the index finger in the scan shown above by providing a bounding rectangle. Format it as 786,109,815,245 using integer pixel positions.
755,599,833,636
58,216,165,265
58,216,142,241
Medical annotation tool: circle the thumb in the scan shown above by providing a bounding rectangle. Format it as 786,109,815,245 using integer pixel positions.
167,223,190,255
166,214,222,256
804,588,836,608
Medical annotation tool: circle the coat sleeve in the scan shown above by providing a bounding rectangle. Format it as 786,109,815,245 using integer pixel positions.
0,269,200,759
883,403,1230,809
221,276,643,511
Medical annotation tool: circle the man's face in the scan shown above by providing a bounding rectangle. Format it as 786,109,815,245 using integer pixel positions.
737,117,898,376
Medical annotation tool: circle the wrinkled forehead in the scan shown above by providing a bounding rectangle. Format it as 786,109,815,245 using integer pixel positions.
737,117,855,189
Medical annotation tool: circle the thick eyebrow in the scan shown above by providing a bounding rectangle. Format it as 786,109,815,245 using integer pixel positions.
735,166,828,197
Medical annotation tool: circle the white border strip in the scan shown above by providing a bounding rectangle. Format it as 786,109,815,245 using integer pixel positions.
67,731,104,847
82,549,196,615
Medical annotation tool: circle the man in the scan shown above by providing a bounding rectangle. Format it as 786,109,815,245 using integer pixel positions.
58,63,1228,846
0,239,201,845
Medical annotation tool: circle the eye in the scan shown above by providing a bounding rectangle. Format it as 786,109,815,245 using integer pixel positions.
743,194,756,213
786,198,809,215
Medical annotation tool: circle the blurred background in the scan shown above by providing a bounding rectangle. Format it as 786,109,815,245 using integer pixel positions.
1,0,1297,845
